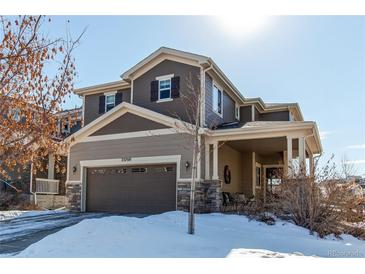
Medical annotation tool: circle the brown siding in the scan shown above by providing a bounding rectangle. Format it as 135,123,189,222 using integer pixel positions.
239,105,252,124
133,60,200,124
84,88,131,126
69,133,194,181
254,106,260,121
205,73,237,128
258,110,290,121
91,113,168,136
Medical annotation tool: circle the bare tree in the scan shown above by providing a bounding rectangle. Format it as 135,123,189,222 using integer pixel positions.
0,16,84,181
340,155,357,180
171,74,203,234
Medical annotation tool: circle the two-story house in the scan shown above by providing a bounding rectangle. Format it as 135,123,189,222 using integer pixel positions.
34,47,322,213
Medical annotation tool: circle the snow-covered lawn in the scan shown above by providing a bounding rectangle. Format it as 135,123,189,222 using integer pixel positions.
0,210,65,221
14,211,365,258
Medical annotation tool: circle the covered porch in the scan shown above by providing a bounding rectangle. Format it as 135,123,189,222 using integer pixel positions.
204,122,322,203
30,153,67,208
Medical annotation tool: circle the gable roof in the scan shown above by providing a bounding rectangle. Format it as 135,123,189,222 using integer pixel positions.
64,102,193,145
74,46,304,120
121,47,209,80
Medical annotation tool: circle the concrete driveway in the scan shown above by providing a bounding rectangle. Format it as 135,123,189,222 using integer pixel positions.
0,211,109,255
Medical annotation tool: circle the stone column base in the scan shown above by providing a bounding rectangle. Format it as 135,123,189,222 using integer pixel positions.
177,179,222,213
66,183,82,211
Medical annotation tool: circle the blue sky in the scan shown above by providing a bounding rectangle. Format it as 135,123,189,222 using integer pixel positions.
50,16,365,175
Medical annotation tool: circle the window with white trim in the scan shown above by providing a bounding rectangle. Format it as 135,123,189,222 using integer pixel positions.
213,85,223,116
159,78,171,100
105,94,115,112
235,104,240,120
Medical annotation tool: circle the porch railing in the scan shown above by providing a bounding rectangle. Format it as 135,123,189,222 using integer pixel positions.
35,178,60,194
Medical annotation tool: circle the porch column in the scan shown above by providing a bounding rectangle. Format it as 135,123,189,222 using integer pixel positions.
205,143,210,180
309,153,314,178
197,134,201,180
298,136,306,174
252,152,256,197
212,141,219,180
48,153,55,180
286,136,293,177
283,150,288,176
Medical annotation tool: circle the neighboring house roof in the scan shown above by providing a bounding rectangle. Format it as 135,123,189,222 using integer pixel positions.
56,107,82,118
74,47,303,120
64,102,193,145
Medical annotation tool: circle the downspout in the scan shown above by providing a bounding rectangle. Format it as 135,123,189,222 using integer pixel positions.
200,63,213,127
199,63,213,181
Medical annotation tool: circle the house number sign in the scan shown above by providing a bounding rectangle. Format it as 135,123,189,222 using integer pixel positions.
121,157,132,162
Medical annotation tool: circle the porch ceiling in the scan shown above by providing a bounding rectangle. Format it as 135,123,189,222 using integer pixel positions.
226,137,298,155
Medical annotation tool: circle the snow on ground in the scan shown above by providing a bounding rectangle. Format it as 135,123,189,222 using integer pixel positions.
0,211,103,243
226,249,307,258
15,211,365,258
0,210,65,221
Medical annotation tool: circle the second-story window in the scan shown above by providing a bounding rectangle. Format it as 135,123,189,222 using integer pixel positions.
213,84,223,116
105,94,115,112
158,78,172,101
151,74,180,102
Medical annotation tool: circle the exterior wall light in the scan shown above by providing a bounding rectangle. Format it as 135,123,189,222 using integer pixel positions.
185,161,190,169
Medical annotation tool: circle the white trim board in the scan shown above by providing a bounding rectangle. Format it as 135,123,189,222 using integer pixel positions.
80,128,178,143
65,102,193,146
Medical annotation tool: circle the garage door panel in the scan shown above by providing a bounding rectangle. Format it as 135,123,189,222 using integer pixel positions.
86,164,176,213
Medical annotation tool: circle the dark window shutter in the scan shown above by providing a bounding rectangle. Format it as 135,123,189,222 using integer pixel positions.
115,92,123,105
150,80,159,102
171,76,180,98
98,95,105,114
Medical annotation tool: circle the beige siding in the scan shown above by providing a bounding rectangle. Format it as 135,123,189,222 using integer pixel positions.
69,133,194,181
241,152,253,197
219,144,243,193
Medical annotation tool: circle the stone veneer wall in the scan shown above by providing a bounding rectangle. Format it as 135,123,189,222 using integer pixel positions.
177,180,222,213
66,180,222,213
66,183,81,211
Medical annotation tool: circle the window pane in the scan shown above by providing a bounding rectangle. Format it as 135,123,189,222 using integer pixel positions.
213,86,218,112
106,104,113,111
159,79,171,100
213,85,222,114
105,94,115,111
106,95,115,104
160,89,170,99
159,79,171,89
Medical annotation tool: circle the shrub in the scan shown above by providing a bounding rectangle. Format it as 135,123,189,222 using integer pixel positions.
271,171,365,238
238,199,276,225
0,191,39,210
